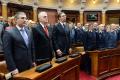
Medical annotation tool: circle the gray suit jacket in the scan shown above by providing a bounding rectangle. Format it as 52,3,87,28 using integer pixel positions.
3,27,34,72
0,24,4,52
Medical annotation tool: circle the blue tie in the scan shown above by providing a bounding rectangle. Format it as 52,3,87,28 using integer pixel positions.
20,29,29,46
63,24,67,32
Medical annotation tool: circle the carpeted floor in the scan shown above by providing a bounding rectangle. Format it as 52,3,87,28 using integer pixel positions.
80,71,120,80
105,75,120,80
79,71,96,80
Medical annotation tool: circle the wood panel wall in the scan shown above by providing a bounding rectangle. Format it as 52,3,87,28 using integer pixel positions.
106,10,120,24
62,10,80,25
0,2,2,16
7,3,33,20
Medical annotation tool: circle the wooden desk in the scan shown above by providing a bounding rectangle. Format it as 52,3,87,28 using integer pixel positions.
14,56,80,80
88,47,120,80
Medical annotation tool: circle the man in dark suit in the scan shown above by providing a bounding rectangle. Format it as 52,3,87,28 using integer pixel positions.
52,12,72,58
3,12,35,75
32,11,53,65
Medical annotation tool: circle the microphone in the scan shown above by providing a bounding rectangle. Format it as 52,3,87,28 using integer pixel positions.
35,63,52,73
35,58,52,73
36,58,51,65
55,56,68,63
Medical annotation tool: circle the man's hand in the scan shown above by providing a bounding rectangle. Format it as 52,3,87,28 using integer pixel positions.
69,48,72,54
56,49,62,56
11,69,19,75
32,62,36,67
81,52,86,55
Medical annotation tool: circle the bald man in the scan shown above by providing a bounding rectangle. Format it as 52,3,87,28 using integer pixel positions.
32,11,53,65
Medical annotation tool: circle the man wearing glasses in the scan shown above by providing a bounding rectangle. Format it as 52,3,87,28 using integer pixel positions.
3,12,35,75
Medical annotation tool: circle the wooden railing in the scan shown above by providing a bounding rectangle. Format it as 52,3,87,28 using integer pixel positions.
13,56,80,80
88,47,120,80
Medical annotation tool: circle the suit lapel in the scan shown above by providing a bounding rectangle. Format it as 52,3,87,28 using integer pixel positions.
58,23,69,34
58,23,65,33
37,23,49,39
14,27,28,48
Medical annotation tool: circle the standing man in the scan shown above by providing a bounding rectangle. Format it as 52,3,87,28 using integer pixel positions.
52,12,72,58
0,24,4,52
32,11,53,65
3,12,35,75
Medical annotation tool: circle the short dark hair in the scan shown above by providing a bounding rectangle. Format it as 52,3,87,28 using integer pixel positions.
58,12,66,19
14,12,26,19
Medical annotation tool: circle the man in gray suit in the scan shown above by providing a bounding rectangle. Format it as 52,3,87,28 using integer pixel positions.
0,24,4,52
3,12,35,75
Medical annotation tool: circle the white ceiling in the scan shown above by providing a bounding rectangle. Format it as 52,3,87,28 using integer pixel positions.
1,0,120,11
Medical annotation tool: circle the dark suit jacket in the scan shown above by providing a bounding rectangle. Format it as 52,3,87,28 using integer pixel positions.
75,28,85,45
3,27,34,72
32,23,53,64
96,31,106,50
105,31,117,49
52,23,71,57
84,31,97,51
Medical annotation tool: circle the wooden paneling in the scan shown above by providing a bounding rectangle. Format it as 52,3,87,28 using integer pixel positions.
7,3,33,20
37,8,57,25
0,2,2,16
62,10,80,24
14,56,80,80
89,48,120,80
106,10,120,24
61,65,79,80
99,56,109,75
84,11,101,24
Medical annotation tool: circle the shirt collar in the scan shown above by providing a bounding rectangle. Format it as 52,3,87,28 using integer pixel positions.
60,22,63,26
60,22,66,26
40,22,45,28
16,25,25,31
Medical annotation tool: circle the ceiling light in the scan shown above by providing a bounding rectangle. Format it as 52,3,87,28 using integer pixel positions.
70,0,74,3
92,0,96,4
117,0,120,3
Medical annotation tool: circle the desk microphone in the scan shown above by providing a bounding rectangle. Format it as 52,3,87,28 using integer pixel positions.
55,56,68,63
69,52,80,58
36,58,51,65
35,58,52,72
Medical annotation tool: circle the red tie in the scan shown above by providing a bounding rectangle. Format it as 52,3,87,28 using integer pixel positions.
44,26,49,37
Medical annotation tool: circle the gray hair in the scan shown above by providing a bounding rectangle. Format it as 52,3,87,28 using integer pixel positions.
14,12,26,19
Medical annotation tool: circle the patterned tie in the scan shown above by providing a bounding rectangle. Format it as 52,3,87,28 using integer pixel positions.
20,28,29,46
44,26,49,37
